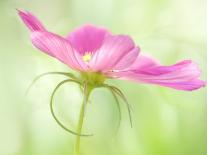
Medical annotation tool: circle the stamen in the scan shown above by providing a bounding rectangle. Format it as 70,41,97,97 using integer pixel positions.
83,52,92,62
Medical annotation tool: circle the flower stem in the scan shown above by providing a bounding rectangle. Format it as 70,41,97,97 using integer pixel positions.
74,82,92,155
74,103,85,155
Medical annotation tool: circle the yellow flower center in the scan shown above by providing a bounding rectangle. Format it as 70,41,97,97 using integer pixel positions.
83,53,92,62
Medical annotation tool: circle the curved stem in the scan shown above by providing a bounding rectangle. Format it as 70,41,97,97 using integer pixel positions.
26,71,77,95
100,84,133,128
50,79,92,136
110,86,133,128
74,82,91,155
107,87,122,133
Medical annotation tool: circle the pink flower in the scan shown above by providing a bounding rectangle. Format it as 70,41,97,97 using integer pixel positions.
18,10,205,91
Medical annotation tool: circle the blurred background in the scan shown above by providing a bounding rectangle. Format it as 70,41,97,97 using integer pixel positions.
1,0,207,155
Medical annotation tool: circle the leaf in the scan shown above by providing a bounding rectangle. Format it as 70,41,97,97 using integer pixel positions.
26,71,77,95
50,79,92,137
101,84,133,128
107,87,122,133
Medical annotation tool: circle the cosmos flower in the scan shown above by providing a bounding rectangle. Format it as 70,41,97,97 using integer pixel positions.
18,10,205,91
18,10,206,155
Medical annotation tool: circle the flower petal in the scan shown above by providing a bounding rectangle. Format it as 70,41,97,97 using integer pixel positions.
18,10,46,32
67,25,109,54
31,31,87,70
90,35,137,72
125,54,159,70
112,46,140,70
109,55,205,91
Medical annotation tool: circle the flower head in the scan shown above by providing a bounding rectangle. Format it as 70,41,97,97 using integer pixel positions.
18,10,206,91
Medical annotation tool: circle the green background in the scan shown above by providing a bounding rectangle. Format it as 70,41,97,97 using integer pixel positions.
1,0,207,155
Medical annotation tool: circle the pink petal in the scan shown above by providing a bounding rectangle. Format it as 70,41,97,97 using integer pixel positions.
31,31,87,71
67,25,109,54
90,35,138,72
112,46,140,70
109,55,205,91
125,54,159,70
18,10,46,32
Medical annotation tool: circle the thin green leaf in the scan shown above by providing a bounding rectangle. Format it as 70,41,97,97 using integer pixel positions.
26,71,77,95
107,87,122,133
110,89,122,130
50,79,92,137
101,84,133,128
110,86,133,128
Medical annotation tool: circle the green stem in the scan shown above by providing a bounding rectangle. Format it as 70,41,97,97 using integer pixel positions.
74,82,92,155
74,103,85,155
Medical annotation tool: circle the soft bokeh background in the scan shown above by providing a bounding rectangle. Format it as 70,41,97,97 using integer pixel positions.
1,0,207,155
